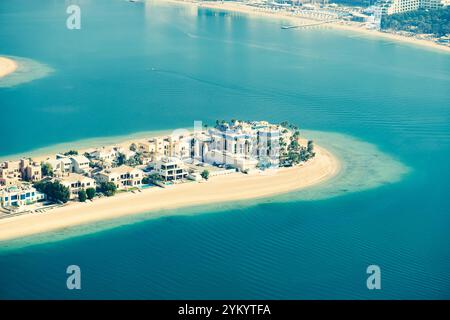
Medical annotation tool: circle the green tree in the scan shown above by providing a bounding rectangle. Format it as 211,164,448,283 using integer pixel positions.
64,150,78,156
289,140,300,151
78,189,87,202
307,140,314,154
117,153,126,166
41,163,53,177
34,180,70,203
200,169,210,180
142,176,150,184
381,8,450,36
130,143,137,152
86,187,96,200
99,182,117,197
149,173,162,182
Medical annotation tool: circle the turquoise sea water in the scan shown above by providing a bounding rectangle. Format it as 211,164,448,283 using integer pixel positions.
0,0,450,299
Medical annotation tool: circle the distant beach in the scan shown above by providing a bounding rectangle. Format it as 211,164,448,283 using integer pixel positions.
0,57,17,78
0,142,339,241
166,0,450,54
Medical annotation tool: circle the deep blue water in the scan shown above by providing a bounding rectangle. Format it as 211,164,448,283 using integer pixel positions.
0,0,450,299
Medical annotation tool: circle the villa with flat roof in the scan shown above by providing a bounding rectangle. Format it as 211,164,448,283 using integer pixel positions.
0,159,42,186
0,183,45,208
96,165,144,190
56,173,97,200
154,157,188,181
69,155,90,174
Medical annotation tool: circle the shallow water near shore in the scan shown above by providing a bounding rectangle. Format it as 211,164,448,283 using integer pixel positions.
0,0,450,299
0,56,53,88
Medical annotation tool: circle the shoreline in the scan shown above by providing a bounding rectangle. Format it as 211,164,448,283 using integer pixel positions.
0,57,18,78
165,0,450,54
0,143,340,241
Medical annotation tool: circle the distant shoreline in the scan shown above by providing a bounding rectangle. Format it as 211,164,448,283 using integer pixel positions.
0,57,17,78
164,0,450,54
0,141,340,241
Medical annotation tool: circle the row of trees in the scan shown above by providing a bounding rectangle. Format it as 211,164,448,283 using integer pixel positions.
34,180,115,203
381,8,450,36
283,137,315,166
77,187,96,202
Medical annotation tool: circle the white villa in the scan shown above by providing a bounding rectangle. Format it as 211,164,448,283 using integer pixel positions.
57,173,97,200
154,157,188,181
44,154,91,176
0,183,45,208
70,155,90,173
138,136,191,161
191,120,288,171
89,147,119,163
45,155,73,176
96,165,144,190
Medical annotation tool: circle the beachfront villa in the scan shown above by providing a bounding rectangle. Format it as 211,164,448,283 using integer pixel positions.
96,165,144,190
154,157,188,181
44,155,72,176
90,147,119,163
138,136,191,161
195,120,292,171
56,173,97,200
44,154,90,176
0,183,45,208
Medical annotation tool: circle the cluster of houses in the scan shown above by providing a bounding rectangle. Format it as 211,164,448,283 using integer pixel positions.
1,120,304,211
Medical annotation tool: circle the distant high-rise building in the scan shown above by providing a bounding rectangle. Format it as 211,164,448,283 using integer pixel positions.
374,0,448,16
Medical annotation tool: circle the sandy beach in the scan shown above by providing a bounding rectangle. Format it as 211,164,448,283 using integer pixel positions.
167,0,450,54
0,144,339,241
0,57,17,78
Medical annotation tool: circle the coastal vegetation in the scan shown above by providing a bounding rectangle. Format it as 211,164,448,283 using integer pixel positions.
86,187,96,200
142,176,151,184
279,122,315,167
381,8,450,36
34,180,70,203
41,163,53,177
98,182,117,197
148,173,163,183
64,150,78,156
201,169,210,180
78,189,87,202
